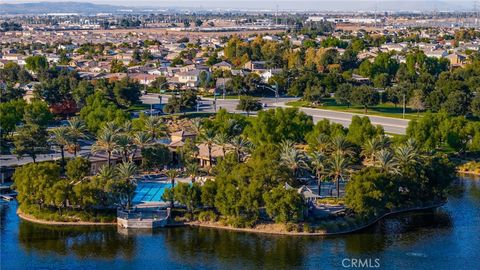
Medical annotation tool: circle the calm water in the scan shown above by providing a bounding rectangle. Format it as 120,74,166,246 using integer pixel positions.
1,176,480,270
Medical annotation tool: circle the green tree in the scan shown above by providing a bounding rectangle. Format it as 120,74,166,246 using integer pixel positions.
350,86,380,113
23,100,53,127
236,96,262,116
25,55,48,72
0,99,25,138
49,127,72,171
66,157,91,183
13,162,61,207
173,183,202,213
13,124,49,162
79,92,130,133
347,116,383,147
263,186,304,223
141,144,171,170
245,108,313,145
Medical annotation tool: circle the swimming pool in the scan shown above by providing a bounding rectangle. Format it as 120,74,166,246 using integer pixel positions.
132,182,173,204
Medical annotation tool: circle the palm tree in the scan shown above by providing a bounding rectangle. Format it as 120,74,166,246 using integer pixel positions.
115,134,133,162
362,137,381,163
280,141,308,178
49,127,72,171
375,149,399,174
328,153,350,198
165,169,179,208
395,144,421,169
191,118,202,135
131,131,153,159
199,128,216,167
116,162,138,209
67,117,87,156
97,164,117,181
144,116,166,140
92,129,118,166
185,163,199,182
102,121,122,134
214,132,230,157
308,151,327,197
315,134,331,154
230,136,252,163
122,121,134,136
331,135,354,157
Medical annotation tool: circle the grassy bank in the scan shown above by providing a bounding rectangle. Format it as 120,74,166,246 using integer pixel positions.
18,204,116,224
286,99,424,120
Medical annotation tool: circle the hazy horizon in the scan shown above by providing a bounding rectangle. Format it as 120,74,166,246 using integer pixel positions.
0,0,478,12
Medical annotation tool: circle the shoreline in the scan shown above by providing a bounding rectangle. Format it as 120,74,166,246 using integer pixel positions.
16,202,444,235
17,209,116,226
185,202,446,236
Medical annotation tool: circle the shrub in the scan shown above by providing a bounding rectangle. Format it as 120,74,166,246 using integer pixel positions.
198,210,218,222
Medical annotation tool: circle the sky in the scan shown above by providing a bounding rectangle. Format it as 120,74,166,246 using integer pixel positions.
0,0,477,12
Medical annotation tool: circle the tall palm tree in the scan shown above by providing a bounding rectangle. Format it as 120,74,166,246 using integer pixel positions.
199,128,216,167
116,162,138,209
102,121,122,134
131,131,153,159
362,137,381,163
214,132,230,157
67,117,87,156
191,118,203,135
92,129,118,166
185,163,199,182
165,169,179,208
115,134,133,162
49,126,72,171
280,141,308,178
230,136,252,163
331,135,354,157
375,149,399,174
315,134,331,154
395,144,421,169
122,121,134,136
328,153,350,198
144,116,166,140
308,151,327,197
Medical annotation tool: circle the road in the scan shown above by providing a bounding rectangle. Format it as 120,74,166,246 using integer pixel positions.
141,94,409,134
0,140,93,168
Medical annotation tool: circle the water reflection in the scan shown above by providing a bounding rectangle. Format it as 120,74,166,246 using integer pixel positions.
160,227,306,269
2,176,478,269
18,221,136,260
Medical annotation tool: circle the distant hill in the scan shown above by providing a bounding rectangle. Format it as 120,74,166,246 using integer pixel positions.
0,2,129,15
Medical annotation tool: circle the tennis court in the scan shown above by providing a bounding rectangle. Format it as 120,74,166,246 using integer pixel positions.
132,182,173,204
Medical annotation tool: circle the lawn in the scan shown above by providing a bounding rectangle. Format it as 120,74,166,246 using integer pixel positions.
127,103,150,112
286,99,425,120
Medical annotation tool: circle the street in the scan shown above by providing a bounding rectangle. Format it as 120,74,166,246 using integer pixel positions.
141,94,409,134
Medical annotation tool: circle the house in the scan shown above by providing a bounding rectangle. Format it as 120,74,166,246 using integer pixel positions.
260,69,282,83
211,61,233,71
196,143,225,167
129,73,160,85
244,61,267,72
447,53,467,68
424,49,448,59
175,69,209,87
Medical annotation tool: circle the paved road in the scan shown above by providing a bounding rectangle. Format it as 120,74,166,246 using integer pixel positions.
141,94,409,134
0,140,93,167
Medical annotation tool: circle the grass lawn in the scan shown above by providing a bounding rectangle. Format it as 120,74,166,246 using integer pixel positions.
127,103,150,112
201,94,241,100
286,99,425,120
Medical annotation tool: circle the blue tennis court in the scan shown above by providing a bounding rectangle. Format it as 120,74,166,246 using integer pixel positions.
132,182,173,204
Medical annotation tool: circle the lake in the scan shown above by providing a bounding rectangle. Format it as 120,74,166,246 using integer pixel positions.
1,176,479,270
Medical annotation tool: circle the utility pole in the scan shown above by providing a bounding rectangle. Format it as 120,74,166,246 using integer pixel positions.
403,93,406,119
